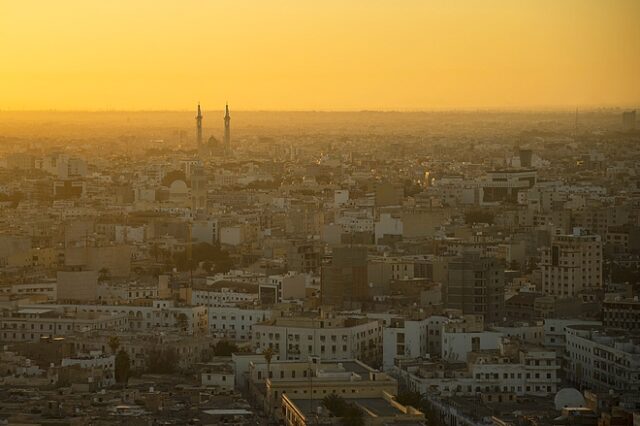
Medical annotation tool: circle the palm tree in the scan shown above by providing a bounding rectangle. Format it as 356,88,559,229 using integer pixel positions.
263,346,274,378
263,346,275,417
108,335,120,354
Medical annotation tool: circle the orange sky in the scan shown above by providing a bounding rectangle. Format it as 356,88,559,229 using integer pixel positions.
1,0,639,111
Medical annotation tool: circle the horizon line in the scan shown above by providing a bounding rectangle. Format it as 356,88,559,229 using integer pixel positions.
0,105,638,114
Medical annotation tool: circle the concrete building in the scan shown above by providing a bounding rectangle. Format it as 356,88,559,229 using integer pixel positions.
603,297,640,331
248,358,399,417
540,229,602,297
252,313,382,365
321,246,369,307
444,255,505,324
19,300,208,334
0,307,128,342
208,305,271,340
191,282,259,307
201,362,235,391
480,169,537,204
565,325,640,392
395,337,559,397
441,314,502,362
260,272,306,304
56,270,99,302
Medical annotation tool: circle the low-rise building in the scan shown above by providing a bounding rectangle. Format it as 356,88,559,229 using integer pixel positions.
253,313,382,365
565,325,640,393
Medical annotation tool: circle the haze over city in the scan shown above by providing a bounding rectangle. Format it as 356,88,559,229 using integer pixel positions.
0,1,639,426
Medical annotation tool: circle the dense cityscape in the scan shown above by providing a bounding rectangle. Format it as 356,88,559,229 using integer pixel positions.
0,106,638,425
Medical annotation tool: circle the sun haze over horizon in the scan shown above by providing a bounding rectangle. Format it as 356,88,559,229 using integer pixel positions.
1,0,639,111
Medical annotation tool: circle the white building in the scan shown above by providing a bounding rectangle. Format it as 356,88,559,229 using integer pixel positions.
209,305,271,340
18,300,208,334
61,352,115,388
374,213,403,243
0,307,128,342
565,325,640,392
394,338,559,397
192,283,259,307
201,362,235,391
252,314,382,364
382,316,448,371
543,318,602,353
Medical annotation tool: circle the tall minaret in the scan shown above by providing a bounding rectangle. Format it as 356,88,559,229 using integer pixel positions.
196,103,203,150
224,102,231,154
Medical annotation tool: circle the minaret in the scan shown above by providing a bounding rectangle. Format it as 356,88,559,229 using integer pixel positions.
224,102,231,154
196,103,203,150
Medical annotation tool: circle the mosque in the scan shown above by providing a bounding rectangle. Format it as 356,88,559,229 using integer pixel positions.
195,103,231,158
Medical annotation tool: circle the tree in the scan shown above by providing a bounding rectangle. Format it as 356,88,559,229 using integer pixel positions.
115,349,130,386
321,394,364,426
108,336,120,354
263,346,274,379
322,394,348,415
341,404,364,426
395,390,423,408
213,340,239,356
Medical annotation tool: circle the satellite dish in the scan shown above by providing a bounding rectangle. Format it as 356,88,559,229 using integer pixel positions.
554,388,586,410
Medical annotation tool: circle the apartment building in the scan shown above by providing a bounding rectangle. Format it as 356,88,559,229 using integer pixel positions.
252,314,382,365
540,229,602,297
565,325,640,392
0,307,128,342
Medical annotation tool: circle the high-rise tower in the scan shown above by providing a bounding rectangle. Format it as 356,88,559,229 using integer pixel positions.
196,103,203,150
224,102,231,154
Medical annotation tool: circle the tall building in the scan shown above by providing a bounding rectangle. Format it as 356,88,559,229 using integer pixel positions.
224,102,231,154
196,103,203,149
540,229,602,298
321,245,369,307
519,148,533,168
444,254,505,324
190,165,208,212
622,110,636,130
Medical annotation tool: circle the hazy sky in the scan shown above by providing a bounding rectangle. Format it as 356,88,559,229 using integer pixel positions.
1,0,639,111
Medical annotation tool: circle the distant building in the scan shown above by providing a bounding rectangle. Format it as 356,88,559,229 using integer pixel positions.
480,169,537,204
622,110,636,130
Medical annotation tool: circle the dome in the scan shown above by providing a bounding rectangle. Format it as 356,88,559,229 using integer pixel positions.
162,170,188,187
554,388,586,410
169,179,188,194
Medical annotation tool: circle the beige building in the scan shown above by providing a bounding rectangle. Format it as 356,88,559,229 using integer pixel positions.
540,229,602,297
248,359,399,416
57,270,99,301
